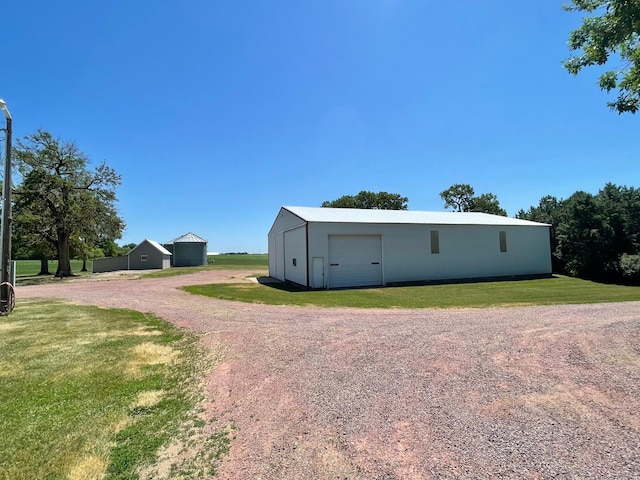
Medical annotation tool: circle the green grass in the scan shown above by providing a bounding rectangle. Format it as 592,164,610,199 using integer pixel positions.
14,260,93,286
16,259,91,277
0,299,231,480
140,254,268,279
183,275,640,309
208,254,267,267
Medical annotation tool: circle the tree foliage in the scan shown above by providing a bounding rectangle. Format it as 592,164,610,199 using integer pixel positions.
13,130,125,277
620,253,640,279
439,184,474,212
439,184,507,216
563,0,640,113
515,195,564,271
321,191,408,210
12,199,57,274
470,193,508,216
517,182,640,281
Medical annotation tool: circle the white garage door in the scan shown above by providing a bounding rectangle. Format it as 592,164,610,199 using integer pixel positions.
328,235,383,288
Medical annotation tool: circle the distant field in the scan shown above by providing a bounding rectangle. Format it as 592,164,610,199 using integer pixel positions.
208,254,268,267
16,259,91,277
140,254,268,279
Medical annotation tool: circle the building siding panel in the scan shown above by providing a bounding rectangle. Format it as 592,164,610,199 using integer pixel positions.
173,242,207,267
284,226,307,286
92,256,129,273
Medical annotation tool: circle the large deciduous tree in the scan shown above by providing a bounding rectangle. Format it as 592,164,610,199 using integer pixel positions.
13,130,124,278
321,191,409,210
440,184,507,216
563,0,640,114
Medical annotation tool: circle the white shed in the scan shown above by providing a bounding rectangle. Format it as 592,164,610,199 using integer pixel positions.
268,206,552,289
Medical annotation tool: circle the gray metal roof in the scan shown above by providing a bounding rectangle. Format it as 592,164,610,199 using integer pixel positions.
148,239,173,254
130,239,172,255
165,232,208,244
283,206,550,227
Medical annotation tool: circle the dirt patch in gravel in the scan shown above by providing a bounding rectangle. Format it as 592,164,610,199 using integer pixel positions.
17,271,640,479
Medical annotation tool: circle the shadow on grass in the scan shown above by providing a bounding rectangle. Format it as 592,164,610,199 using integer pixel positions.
254,274,561,293
385,273,560,288
16,276,64,287
256,277,308,293
16,273,92,287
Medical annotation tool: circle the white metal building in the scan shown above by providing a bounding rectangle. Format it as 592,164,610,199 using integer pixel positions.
268,206,552,289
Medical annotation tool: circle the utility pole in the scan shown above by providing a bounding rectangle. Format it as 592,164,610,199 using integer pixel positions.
0,98,14,314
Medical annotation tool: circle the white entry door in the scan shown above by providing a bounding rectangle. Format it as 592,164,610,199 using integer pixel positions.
311,257,325,289
328,235,383,288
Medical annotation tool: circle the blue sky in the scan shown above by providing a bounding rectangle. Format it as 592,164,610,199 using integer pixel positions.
2,1,638,253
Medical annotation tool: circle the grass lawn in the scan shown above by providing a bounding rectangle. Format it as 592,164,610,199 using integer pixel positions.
15,259,90,277
14,260,94,287
208,254,267,267
0,299,230,480
183,275,640,308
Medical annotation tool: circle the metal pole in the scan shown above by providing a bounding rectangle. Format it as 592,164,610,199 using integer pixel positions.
0,99,13,314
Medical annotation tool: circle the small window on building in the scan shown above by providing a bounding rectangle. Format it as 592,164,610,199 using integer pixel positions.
430,230,440,254
292,258,297,267
141,254,148,262
499,231,507,253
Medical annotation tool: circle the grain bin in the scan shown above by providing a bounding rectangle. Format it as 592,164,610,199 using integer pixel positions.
164,232,208,267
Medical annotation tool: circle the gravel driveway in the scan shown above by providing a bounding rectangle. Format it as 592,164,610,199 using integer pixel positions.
17,271,640,479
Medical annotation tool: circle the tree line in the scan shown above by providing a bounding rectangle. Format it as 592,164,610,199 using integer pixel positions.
321,185,507,215
517,183,640,283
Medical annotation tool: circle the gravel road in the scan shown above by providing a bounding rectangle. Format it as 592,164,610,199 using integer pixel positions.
17,271,640,479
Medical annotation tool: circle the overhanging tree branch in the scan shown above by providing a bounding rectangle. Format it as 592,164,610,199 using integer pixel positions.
563,0,640,114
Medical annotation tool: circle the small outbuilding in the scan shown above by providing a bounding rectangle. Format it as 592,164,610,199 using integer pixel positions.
92,239,171,273
129,239,172,270
163,232,208,267
268,206,552,289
